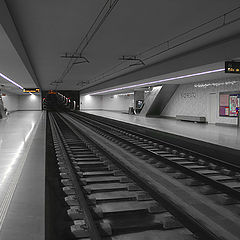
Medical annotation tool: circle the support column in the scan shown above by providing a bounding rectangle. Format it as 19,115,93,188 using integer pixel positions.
0,89,6,119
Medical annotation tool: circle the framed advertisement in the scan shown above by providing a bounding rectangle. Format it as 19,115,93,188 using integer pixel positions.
219,94,229,106
219,94,229,116
219,92,240,117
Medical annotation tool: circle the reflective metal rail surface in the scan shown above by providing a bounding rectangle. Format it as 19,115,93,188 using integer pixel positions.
48,111,240,240
68,112,240,199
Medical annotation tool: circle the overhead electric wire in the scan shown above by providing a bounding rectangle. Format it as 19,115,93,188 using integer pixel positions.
138,5,240,57
81,5,240,90
52,0,120,87
141,7,240,62
57,0,111,83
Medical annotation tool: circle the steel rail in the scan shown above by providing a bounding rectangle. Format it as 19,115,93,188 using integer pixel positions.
49,113,102,240
74,111,240,173
68,112,240,200
57,111,226,240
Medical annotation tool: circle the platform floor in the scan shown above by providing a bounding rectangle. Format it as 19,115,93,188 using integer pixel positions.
81,110,240,151
0,111,45,240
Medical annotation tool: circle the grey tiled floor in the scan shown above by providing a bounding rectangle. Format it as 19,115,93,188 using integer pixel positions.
0,111,42,207
0,111,45,240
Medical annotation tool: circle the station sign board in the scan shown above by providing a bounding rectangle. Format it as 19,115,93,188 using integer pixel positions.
48,90,57,94
23,88,40,93
225,61,240,74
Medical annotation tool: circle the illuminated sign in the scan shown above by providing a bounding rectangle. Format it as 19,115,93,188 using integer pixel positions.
23,88,40,93
225,61,240,74
48,90,57,94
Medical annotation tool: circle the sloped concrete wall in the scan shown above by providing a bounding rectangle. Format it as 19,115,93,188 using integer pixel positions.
139,87,162,116
140,85,179,117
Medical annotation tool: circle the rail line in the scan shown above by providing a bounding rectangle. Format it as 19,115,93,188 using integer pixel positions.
68,111,240,200
48,111,240,240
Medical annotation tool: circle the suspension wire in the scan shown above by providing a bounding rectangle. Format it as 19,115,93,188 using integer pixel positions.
138,5,240,57
53,0,120,86
82,5,240,89
58,0,111,83
143,15,240,62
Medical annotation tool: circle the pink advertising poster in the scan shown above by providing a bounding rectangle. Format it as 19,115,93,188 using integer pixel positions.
219,94,229,106
219,94,229,116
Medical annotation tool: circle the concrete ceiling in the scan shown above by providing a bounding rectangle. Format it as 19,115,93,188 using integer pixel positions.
0,24,37,94
3,0,240,92
87,62,240,95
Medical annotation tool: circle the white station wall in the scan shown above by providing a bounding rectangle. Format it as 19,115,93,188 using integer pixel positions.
161,76,240,125
80,95,103,110
2,94,42,111
2,94,18,112
80,76,240,126
18,94,42,110
102,95,134,112
80,94,134,112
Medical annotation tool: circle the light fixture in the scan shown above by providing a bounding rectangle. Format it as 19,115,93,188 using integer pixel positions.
194,80,238,88
30,93,36,99
85,94,91,101
90,68,225,95
0,72,24,89
116,92,134,96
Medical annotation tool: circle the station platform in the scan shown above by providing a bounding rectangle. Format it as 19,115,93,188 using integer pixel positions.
80,110,240,151
0,111,45,240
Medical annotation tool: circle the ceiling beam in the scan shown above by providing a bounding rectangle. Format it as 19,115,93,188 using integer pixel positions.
80,33,240,94
0,0,41,88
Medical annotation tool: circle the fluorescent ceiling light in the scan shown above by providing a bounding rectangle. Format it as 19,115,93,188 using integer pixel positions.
90,68,225,95
194,80,238,88
116,92,134,96
0,72,24,89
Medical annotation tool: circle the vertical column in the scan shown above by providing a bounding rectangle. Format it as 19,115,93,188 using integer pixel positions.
0,89,6,119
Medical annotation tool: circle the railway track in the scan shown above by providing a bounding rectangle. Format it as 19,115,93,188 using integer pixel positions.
68,112,240,200
47,111,240,240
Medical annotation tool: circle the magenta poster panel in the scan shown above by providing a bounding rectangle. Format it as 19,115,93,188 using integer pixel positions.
219,106,229,116
219,106,225,116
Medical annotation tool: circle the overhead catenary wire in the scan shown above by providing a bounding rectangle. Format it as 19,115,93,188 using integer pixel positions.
81,5,240,89
57,0,111,83
52,0,120,87
138,5,240,57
